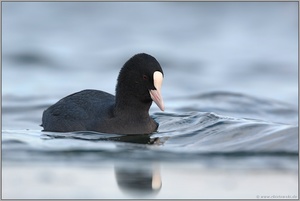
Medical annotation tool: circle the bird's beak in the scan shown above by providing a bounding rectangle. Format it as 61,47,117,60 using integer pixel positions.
149,71,164,111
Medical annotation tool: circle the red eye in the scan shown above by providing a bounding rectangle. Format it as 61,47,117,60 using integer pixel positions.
143,75,148,80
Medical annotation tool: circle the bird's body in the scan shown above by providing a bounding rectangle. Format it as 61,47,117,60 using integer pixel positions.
42,89,158,134
41,53,164,134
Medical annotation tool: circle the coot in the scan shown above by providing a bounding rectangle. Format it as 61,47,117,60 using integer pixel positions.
42,53,164,134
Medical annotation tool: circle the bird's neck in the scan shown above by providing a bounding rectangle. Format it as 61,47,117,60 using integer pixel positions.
114,94,152,117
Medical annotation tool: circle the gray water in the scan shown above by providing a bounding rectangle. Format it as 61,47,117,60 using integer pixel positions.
2,2,298,199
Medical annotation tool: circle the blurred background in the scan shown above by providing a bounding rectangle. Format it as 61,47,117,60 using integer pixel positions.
2,2,298,107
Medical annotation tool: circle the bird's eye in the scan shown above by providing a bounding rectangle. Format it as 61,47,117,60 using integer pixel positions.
143,75,148,80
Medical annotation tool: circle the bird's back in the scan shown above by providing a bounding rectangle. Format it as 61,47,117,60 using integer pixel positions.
42,89,115,132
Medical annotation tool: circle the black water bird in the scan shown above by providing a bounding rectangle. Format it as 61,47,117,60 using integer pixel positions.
41,53,164,134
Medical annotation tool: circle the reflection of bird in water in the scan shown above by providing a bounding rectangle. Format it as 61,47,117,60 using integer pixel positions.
113,133,163,197
114,163,162,197
42,125,165,197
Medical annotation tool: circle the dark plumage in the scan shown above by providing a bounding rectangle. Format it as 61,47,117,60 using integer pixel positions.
41,53,164,134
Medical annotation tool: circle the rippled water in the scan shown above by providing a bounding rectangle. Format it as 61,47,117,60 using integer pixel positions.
3,92,298,161
2,2,298,199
